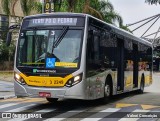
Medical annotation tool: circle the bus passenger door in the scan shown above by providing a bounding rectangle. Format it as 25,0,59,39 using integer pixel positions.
133,43,138,88
117,39,124,91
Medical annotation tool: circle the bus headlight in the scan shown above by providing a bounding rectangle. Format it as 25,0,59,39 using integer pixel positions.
74,75,80,82
14,73,26,85
15,73,21,80
65,74,83,87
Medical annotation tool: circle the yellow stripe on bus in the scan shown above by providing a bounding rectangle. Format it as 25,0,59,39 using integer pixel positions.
55,62,77,68
20,73,73,87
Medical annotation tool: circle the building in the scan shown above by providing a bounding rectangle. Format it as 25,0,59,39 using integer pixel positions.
0,0,41,42
0,0,41,70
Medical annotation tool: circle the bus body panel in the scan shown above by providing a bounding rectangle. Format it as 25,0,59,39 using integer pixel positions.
14,13,89,100
13,13,153,101
14,79,87,99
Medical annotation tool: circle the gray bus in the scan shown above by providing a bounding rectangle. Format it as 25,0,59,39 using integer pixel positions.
6,13,153,103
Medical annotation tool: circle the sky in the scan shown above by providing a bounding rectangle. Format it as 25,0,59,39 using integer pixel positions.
110,0,160,39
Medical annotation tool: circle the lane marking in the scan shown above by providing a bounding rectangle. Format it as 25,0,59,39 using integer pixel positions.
22,98,46,103
81,108,121,121
5,104,37,112
116,103,138,108
44,108,88,121
141,104,160,110
0,103,18,110
0,98,27,102
36,108,55,113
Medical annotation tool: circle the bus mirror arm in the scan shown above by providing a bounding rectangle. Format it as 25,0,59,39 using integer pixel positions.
6,24,20,46
6,31,12,46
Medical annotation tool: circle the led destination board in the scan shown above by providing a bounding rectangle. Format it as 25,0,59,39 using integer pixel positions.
29,18,78,26
22,17,85,29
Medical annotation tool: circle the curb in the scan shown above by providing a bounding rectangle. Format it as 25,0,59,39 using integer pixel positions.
0,95,16,100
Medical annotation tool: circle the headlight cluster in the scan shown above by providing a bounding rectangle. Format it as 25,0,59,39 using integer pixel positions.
65,74,83,87
14,73,26,85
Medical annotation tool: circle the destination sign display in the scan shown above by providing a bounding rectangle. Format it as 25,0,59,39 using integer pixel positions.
28,18,78,27
22,17,85,28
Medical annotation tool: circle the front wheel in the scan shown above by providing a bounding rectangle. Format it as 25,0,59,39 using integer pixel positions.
100,82,112,103
46,98,58,103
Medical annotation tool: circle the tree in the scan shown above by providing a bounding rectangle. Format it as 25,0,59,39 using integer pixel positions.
89,0,123,27
66,0,78,12
145,0,160,4
83,0,103,19
2,0,19,16
20,0,42,16
53,0,63,12
59,0,130,31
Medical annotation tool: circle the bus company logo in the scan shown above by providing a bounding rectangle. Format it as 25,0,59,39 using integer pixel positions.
33,69,37,73
33,69,56,73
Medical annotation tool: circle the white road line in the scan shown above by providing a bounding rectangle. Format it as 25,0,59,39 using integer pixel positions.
0,103,18,110
80,108,121,121
44,108,87,121
36,108,55,113
5,104,37,112
118,109,150,121
8,108,56,121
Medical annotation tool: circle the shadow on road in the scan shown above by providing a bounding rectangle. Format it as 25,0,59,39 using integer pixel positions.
36,90,146,109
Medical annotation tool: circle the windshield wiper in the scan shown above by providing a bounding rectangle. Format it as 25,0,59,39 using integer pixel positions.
53,26,69,48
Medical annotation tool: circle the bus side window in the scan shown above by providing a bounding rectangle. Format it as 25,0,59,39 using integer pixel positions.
87,30,101,74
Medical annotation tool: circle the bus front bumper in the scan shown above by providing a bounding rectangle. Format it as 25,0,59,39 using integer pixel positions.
14,81,86,99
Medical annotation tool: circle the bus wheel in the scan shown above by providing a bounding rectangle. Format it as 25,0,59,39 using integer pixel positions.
104,84,111,98
137,76,144,94
101,79,112,103
46,98,58,103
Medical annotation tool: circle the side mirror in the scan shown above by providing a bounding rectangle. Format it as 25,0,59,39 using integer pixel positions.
6,24,20,46
6,31,12,46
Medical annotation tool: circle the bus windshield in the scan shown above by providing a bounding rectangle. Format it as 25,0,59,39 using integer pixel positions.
17,28,83,68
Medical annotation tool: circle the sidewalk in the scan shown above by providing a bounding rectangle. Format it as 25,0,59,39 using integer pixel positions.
0,71,14,82
0,80,16,99
0,72,16,99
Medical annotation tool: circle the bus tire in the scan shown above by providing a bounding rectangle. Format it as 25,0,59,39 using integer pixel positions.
137,75,145,94
101,76,112,103
46,98,58,103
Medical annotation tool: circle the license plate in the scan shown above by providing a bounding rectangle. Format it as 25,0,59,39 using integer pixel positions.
39,92,51,97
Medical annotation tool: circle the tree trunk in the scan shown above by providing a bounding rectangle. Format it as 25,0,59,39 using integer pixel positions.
12,0,18,16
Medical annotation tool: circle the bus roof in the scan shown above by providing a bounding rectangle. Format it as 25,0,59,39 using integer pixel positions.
24,12,152,47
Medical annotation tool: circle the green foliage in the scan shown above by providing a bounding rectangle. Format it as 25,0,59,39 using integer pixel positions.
145,0,160,4
20,0,31,15
120,25,132,33
34,2,43,13
20,0,42,15
56,0,130,32
2,0,10,15
0,41,15,62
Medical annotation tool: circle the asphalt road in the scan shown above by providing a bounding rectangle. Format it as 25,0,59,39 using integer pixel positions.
145,73,160,93
0,80,14,99
112,73,160,105
0,73,160,121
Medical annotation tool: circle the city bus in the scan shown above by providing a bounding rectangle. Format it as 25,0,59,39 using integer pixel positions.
6,13,152,103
